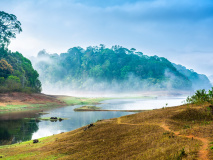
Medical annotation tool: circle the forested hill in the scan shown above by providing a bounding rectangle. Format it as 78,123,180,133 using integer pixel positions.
31,45,211,92
173,63,212,90
0,47,41,93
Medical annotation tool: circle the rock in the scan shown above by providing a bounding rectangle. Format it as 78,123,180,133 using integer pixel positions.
84,123,94,131
33,139,39,143
50,117,57,119
88,123,94,128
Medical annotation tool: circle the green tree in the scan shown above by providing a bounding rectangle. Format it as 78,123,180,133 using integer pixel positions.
0,11,22,46
0,59,13,78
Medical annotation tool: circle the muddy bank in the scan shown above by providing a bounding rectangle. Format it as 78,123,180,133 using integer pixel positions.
0,92,66,114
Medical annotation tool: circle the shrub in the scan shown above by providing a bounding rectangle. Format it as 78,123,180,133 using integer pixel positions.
186,88,213,105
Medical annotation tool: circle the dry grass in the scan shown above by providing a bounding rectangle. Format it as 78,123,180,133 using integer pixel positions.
1,103,213,159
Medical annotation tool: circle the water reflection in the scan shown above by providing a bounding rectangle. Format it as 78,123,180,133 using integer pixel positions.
0,119,39,145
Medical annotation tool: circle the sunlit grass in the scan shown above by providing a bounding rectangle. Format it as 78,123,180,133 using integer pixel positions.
58,96,110,105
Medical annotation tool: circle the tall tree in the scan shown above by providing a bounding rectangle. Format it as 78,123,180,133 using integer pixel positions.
0,11,22,46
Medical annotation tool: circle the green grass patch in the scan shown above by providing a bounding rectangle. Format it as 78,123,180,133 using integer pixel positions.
58,96,155,106
0,104,28,110
24,117,68,121
0,103,63,114
58,96,110,105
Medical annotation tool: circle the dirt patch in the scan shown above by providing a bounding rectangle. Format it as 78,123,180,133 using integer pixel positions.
0,92,66,113
0,92,64,104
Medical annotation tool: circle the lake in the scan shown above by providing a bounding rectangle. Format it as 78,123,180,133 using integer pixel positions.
0,97,185,145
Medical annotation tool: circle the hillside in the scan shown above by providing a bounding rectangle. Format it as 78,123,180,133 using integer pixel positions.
0,47,41,93
173,63,212,90
31,45,202,93
1,103,213,159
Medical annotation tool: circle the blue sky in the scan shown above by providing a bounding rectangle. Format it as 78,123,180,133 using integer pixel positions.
1,0,213,76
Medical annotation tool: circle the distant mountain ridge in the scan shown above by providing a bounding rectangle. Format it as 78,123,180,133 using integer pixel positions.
172,63,212,90
31,45,211,92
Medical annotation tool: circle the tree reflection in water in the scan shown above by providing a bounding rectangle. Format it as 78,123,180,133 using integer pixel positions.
0,112,40,145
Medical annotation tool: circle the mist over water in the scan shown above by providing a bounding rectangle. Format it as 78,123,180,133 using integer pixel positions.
38,73,188,96
98,97,186,110
40,88,192,98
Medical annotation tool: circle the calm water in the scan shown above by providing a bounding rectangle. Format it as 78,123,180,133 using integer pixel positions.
0,97,185,145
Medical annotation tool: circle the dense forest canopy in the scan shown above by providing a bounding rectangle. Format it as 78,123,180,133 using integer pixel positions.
31,45,211,93
0,47,41,93
0,11,41,93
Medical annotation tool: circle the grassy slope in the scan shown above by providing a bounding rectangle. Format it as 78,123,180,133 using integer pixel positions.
1,103,213,159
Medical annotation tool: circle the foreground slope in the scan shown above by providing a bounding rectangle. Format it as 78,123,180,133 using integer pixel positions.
1,103,213,160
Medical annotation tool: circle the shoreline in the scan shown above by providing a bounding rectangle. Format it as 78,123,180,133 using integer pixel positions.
0,92,112,115
74,109,145,112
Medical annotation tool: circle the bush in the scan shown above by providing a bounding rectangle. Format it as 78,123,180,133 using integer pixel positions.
5,79,22,92
0,86,9,93
0,77,5,84
21,87,33,94
186,88,213,105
